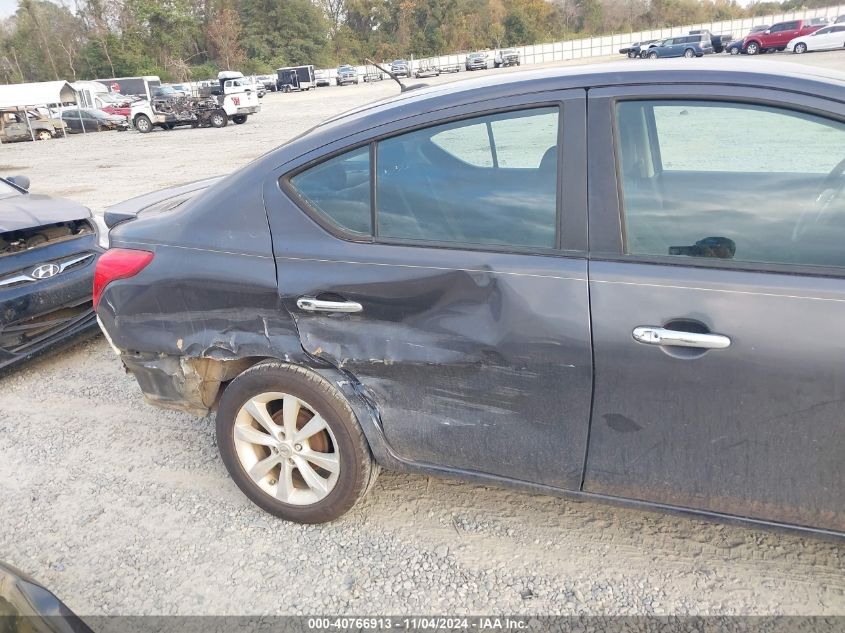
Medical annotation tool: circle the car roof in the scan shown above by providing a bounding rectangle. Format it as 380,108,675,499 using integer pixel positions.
264,60,844,170
330,59,843,118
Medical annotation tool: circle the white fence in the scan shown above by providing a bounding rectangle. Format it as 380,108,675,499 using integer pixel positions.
323,3,844,80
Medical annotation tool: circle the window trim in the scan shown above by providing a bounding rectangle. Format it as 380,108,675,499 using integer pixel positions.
281,98,586,256
588,85,845,277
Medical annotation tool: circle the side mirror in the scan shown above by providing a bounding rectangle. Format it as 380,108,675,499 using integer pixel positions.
7,175,30,190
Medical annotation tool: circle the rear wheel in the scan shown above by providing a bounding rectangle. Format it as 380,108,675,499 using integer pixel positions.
648,50,658,59
216,362,378,523
683,48,695,58
794,42,807,54
210,110,228,128
729,46,740,55
746,41,760,55
134,114,153,133
36,130,52,141
232,114,247,124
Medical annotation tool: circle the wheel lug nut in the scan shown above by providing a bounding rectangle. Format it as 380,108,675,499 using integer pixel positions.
294,444,302,451
268,479,277,485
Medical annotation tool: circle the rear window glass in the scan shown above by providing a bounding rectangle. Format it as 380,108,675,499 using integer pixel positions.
376,107,559,248
289,146,372,235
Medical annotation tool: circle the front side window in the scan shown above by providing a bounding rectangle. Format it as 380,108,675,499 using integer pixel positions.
616,99,845,268
376,107,560,248
289,146,372,235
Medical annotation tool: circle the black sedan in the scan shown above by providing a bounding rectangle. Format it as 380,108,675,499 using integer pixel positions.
61,108,129,133
97,61,845,537
0,176,102,372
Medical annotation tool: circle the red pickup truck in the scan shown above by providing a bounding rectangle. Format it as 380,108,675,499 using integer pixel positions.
742,19,826,53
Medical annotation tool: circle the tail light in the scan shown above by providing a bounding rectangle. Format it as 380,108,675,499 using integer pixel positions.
93,248,154,309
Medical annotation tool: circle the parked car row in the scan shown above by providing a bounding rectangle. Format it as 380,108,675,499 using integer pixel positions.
624,17,844,59
325,51,521,85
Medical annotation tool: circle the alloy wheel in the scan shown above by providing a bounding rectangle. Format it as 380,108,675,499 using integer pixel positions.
233,392,340,505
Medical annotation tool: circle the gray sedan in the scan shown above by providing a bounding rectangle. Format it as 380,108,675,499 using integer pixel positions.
96,61,845,537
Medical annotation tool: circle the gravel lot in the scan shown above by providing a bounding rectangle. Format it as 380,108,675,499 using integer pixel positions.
1,53,844,617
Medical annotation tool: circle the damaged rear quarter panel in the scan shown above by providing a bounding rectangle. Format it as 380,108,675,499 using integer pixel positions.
99,169,308,412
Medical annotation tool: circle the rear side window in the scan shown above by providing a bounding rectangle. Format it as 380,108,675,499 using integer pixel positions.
616,100,845,268
376,107,560,248
289,146,372,235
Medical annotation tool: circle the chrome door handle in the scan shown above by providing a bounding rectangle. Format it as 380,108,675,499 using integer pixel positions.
632,326,730,349
296,297,363,313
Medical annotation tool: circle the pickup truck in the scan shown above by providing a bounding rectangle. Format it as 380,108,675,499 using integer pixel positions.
131,72,259,132
335,65,359,85
742,19,826,54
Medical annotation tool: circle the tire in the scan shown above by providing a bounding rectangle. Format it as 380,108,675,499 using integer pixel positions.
794,42,807,54
134,114,153,133
683,48,695,58
746,41,760,55
729,46,740,55
164,122,176,130
232,114,247,124
648,51,658,59
628,50,638,58
210,110,228,128
36,130,52,141
216,361,378,523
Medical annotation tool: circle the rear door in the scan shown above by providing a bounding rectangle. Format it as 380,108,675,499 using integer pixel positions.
818,25,845,49
265,90,593,489
585,85,845,533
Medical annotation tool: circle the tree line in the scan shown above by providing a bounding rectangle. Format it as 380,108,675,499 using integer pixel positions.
0,0,835,83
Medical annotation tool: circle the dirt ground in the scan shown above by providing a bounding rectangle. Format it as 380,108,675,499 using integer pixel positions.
1,53,844,617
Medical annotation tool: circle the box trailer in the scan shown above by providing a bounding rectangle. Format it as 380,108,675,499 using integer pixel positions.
275,66,316,92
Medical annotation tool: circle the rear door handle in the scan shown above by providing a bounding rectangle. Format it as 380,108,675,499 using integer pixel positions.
632,326,730,349
296,297,363,313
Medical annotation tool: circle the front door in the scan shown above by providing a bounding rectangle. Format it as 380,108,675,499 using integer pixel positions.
267,91,593,488
584,86,845,532
771,21,799,47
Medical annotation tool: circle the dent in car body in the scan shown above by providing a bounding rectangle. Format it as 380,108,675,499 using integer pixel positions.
101,167,309,412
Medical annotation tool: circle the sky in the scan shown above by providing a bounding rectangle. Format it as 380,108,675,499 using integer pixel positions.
0,0,17,17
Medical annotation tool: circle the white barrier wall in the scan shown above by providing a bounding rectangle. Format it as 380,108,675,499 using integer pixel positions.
322,3,844,80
